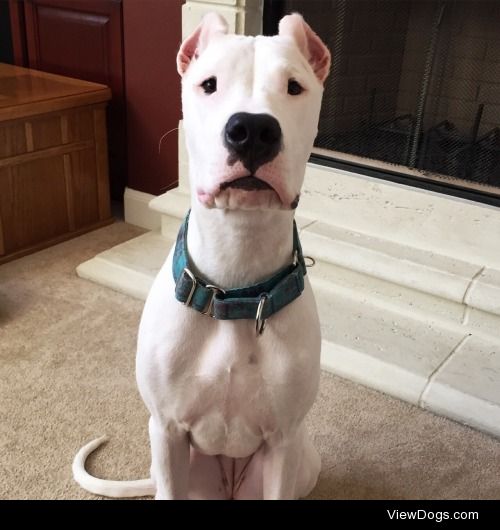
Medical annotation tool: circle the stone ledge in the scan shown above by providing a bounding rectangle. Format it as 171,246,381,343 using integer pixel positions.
76,231,171,300
422,334,500,417
299,163,500,270
300,220,482,305
466,307,500,341
422,383,500,439
149,188,191,229
311,260,465,327
466,268,500,317
313,277,467,405
124,188,161,230
312,272,500,439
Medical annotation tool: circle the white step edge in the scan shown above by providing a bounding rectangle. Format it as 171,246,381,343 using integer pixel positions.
301,221,486,310
421,382,500,439
124,187,161,230
76,231,172,300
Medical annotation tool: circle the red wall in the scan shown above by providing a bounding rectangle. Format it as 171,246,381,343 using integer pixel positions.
123,0,183,195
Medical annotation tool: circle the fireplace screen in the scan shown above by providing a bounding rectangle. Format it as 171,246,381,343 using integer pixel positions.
267,0,500,200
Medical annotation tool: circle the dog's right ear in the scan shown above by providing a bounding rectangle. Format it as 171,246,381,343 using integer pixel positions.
177,12,229,76
279,13,331,84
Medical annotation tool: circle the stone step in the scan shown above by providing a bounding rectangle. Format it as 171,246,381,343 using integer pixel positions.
149,188,190,238
77,231,172,300
313,276,500,437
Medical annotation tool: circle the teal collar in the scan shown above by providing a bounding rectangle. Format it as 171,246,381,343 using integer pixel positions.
172,210,307,332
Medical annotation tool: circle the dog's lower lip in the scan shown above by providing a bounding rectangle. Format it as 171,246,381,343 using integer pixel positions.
219,176,274,192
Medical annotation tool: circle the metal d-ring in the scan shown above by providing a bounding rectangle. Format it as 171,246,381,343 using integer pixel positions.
255,294,268,336
182,268,197,306
304,256,316,267
203,285,226,317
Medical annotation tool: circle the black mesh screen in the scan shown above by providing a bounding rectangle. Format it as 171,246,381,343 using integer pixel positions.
275,0,500,193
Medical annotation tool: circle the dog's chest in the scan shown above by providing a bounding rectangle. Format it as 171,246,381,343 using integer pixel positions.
173,333,290,458
138,262,321,460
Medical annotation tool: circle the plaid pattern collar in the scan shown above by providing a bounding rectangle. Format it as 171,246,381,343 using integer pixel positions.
172,210,307,334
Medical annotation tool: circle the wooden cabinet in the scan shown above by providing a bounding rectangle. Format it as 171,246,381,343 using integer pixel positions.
0,63,112,263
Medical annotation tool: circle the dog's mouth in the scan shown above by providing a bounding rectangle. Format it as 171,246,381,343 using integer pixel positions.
219,175,274,192
198,175,286,211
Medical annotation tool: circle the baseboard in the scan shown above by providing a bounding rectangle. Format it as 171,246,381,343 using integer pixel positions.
124,187,161,230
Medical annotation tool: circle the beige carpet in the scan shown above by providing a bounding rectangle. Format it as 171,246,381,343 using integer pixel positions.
1,221,499,500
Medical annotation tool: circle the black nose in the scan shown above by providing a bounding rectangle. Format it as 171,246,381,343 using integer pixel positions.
224,112,282,173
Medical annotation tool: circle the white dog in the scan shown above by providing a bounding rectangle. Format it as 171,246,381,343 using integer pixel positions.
73,11,330,500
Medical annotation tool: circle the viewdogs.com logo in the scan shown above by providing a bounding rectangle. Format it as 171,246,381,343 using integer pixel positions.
387,510,478,523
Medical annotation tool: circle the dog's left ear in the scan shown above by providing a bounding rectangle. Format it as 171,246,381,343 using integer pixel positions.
177,12,229,76
279,13,331,84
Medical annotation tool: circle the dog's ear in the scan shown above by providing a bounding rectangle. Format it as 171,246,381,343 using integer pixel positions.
278,13,331,84
177,12,229,76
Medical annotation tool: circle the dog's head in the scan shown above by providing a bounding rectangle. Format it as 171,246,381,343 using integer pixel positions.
177,12,330,211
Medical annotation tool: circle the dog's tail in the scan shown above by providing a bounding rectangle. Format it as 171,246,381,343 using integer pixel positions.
72,436,155,498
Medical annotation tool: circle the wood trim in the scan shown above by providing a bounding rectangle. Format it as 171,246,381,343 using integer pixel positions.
0,90,111,122
24,121,34,152
8,0,28,66
0,217,114,265
63,153,76,231
0,140,93,169
23,0,39,69
60,113,69,144
0,211,5,255
93,107,111,220
0,63,111,90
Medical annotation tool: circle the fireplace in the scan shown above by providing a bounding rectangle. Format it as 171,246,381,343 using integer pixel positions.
265,0,500,205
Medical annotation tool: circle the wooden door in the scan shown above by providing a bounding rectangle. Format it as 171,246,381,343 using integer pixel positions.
22,0,126,199
122,0,182,195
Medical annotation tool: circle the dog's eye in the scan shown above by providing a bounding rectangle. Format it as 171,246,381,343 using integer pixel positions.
288,79,303,96
201,77,217,95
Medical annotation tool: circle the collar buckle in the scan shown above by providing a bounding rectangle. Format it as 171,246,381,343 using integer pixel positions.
255,294,268,336
182,268,197,307
202,285,226,317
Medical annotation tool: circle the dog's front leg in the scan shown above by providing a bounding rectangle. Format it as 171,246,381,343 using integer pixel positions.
149,416,190,500
262,435,302,500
